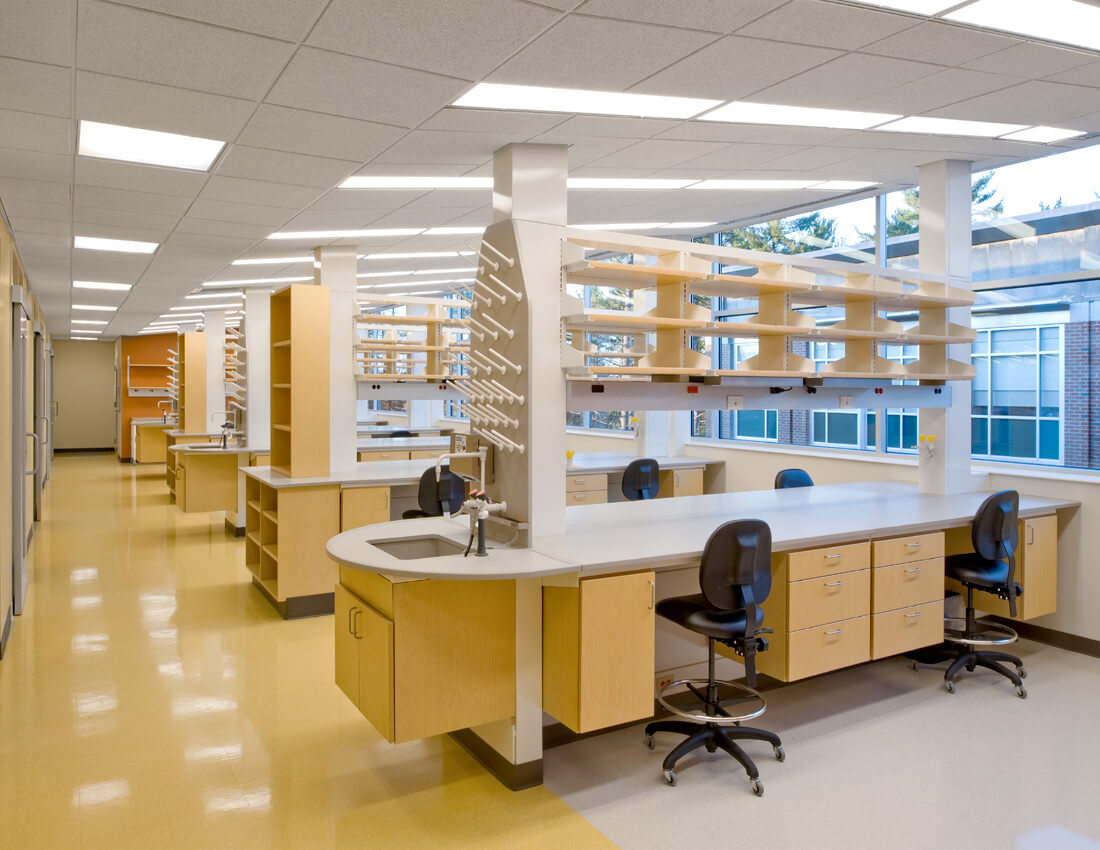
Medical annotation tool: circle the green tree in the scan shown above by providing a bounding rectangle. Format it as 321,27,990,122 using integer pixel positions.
860,173,1005,239
717,210,838,255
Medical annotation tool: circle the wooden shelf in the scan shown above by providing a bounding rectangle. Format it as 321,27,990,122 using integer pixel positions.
272,424,292,432
564,260,706,288
262,543,278,561
564,311,706,333
262,509,278,525
273,339,291,347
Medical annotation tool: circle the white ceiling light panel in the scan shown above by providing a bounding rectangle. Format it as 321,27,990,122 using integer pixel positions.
875,116,1027,136
690,179,819,190
75,236,158,254
453,82,722,119
203,276,313,287
71,304,117,312
340,176,493,189
946,0,1100,53
1000,126,1088,143
78,120,225,172
267,228,423,240
231,256,313,266
699,102,900,129
73,280,133,291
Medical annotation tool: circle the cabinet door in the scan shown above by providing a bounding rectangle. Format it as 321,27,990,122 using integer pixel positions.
341,487,390,530
1020,514,1057,618
658,467,703,498
334,584,361,707
358,601,395,743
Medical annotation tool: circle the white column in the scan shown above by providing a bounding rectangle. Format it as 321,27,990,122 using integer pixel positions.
406,304,433,429
204,310,226,431
317,246,359,475
243,289,271,448
917,160,974,494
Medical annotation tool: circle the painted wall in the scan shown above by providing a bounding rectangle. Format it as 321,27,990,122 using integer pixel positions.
54,340,116,450
116,333,175,459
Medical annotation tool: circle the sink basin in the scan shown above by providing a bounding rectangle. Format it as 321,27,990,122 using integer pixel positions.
184,444,233,451
370,536,467,560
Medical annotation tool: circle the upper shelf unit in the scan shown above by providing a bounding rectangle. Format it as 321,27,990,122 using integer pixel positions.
561,230,977,384
353,293,472,383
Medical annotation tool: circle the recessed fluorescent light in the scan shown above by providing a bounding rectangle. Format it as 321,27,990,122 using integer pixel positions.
169,303,240,311
363,251,464,260
566,177,699,189
1000,126,1088,144
571,223,666,231
75,235,158,254
78,120,224,171
73,280,132,291
850,0,958,12
231,256,312,266
72,319,109,325
71,304,117,312
186,291,244,299
358,271,407,279
689,179,818,190
413,266,477,275
811,180,881,191
659,222,717,229
453,82,721,120
72,329,101,334
946,0,1100,52
340,176,492,189
267,228,422,240
71,336,99,341
698,101,900,130
422,227,485,236
203,276,313,287
875,116,1026,137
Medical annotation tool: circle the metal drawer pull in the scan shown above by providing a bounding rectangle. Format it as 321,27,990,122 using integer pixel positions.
904,567,922,573
824,629,843,636
574,478,585,484
824,581,843,587
905,541,922,547
904,612,922,619
823,553,844,559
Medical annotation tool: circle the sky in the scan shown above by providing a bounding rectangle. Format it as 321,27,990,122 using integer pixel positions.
825,143,1100,245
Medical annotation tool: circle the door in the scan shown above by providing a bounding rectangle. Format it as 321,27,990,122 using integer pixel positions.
33,325,46,519
44,343,54,484
10,294,33,615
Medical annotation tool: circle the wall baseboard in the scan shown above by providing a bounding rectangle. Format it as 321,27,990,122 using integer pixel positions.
55,447,114,454
991,617,1100,660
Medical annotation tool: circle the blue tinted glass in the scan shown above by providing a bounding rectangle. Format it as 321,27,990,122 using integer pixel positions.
972,418,988,455
991,417,1035,458
866,412,876,448
1039,419,1059,461
827,412,859,446
901,415,917,449
737,410,767,438
766,410,777,440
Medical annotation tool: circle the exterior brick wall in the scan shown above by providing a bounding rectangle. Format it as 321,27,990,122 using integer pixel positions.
1064,320,1100,470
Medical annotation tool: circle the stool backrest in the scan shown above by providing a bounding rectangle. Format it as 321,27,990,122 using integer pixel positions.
622,458,660,501
774,468,813,489
699,519,772,614
416,466,465,516
972,489,1019,562
390,429,413,438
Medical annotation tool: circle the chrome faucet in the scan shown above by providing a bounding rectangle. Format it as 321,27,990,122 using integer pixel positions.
157,400,174,423
210,411,233,449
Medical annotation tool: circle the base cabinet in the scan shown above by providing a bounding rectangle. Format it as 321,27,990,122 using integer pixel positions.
336,567,516,743
543,571,655,733
658,467,703,499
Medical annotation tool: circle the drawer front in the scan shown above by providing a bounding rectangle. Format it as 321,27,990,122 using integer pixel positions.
409,449,446,459
566,490,608,507
872,557,944,613
338,565,396,620
787,616,870,681
566,473,608,493
873,532,944,567
359,449,411,462
788,569,870,631
788,541,870,582
872,600,943,660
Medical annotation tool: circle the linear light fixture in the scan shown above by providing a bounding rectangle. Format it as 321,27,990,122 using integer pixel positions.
231,256,312,266
75,235,158,254
453,82,722,120
364,251,474,260
169,303,240,311
186,291,244,299
267,228,422,240
1000,126,1088,144
78,120,225,171
422,227,486,236
71,336,100,341
357,271,407,279
340,176,492,189
413,266,477,275
689,179,819,190
73,280,132,291
699,101,900,129
71,319,109,325
203,276,313,288
567,177,699,189
358,278,476,290
572,222,672,230
71,304,117,312
874,116,1026,137
659,222,718,229
811,180,881,191
946,0,1100,52
850,0,958,12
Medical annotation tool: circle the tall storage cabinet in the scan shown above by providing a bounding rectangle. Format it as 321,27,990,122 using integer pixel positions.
177,331,207,434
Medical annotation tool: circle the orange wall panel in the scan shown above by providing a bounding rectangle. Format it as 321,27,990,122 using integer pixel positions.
118,333,175,460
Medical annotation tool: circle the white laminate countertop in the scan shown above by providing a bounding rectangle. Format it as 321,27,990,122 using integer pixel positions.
169,443,262,456
165,430,220,438
131,418,177,427
358,436,451,450
357,425,453,436
328,481,1078,581
566,453,720,474
243,458,438,489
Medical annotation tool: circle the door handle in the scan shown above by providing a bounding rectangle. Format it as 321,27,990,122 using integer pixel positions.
26,431,39,476
39,415,50,447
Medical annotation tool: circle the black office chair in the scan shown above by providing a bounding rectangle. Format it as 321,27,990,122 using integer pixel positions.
402,466,466,519
622,458,660,501
390,429,413,438
916,490,1027,698
645,519,783,796
774,468,813,489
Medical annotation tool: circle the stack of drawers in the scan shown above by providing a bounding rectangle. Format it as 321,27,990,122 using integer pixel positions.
747,533,945,682
566,473,607,506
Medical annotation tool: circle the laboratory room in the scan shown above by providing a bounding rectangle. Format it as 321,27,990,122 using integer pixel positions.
3,2,1100,849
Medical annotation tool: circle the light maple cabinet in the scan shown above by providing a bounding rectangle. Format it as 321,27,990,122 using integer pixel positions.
658,467,703,498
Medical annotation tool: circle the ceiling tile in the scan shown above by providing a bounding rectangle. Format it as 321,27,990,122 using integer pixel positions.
846,68,1018,115
749,53,939,108
72,250,155,281
420,108,566,136
75,158,207,197
77,1,295,100
199,175,322,208
175,216,272,240
930,81,1100,126
308,190,425,210
236,104,405,162
753,145,867,171
73,205,181,233
307,0,560,80
75,72,255,141
282,209,374,229
861,22,1020,67
73,186,192,216
576,0,786,33
215,146,359,189
734,0,914,50
588,139,730,169
187,197,296,227
546,116,682,139
371,130,520,165
1045,62,1100,88
674,142,808,170
963,42,1097,78
108,0,330,41
0,148,72,183
3,198,71,221
0,57,72,118
633,35,842,101
0,0,74,66
10,217,72,237
0,109,71,156
487,15,715,90
0,177,72,205
526,134,638,167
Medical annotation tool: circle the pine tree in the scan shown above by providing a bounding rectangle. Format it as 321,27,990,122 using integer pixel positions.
859,173,1005,239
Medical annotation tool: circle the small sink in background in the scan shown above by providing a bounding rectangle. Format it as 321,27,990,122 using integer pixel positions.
370,536,467,560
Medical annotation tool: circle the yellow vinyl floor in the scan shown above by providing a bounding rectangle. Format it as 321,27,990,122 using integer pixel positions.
0,453,614,849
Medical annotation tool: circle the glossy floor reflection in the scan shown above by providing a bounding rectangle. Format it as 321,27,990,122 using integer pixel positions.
0,454,612,849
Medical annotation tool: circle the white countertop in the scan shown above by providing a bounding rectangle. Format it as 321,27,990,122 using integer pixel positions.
357,425,453,436
566,453,719,475
165,430,221,438
328,481,1077,581
244,458,438,489
358,436,450,450
169,443,261,456
131,417,177,427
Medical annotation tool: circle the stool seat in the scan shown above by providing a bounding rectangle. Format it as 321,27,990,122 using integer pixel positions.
945,551,1010,587
656,594,764,641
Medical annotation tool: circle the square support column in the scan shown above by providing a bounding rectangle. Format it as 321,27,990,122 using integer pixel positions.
315,246,358,475
204,310,226,432
917,160,973,494
243,289,271,447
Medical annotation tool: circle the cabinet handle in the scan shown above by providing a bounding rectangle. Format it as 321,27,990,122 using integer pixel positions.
575,494,586,500
824,629,843,636
824,580,843,587
675,472,680,487
573,478,585,484
1027,523,1035,545
904,567,922,573
649,580,655,610
348,606,355,635
824,553,843,560
904,612,922,619
905,541,922,548
352,608,363,640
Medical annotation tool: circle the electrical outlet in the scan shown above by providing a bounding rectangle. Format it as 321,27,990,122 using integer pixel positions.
839,395,853,409
655,675,676,695
727,395,744,410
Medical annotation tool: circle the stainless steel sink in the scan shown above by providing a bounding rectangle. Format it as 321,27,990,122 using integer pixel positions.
370,536,466,560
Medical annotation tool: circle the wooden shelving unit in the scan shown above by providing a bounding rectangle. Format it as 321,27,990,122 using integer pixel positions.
561,232,977,384
176,331,207,433
269,284,330,478
354,293,471,383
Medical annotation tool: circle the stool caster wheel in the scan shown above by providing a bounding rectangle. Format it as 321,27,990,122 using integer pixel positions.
750,778,764,797
945,681,956,694
910,659,919,672
774,745,785,762
645,733,654,750
1017,666,1027,679
1016,685,1027,699
662,769,677,786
